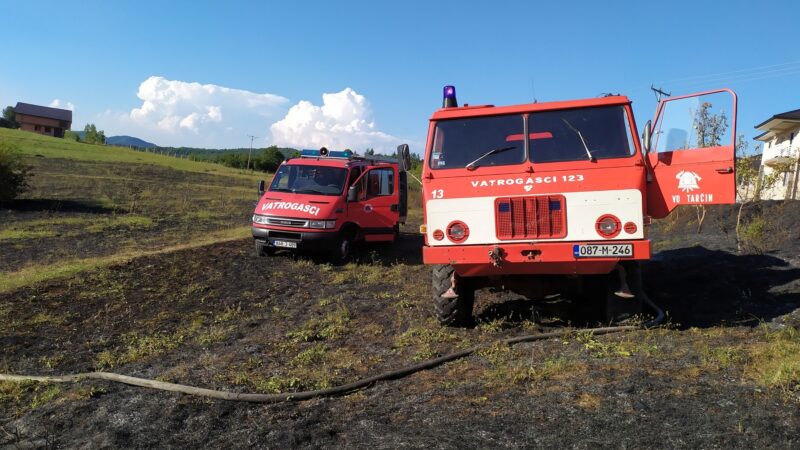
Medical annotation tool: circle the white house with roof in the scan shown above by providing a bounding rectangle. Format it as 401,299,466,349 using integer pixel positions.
754,108,800,200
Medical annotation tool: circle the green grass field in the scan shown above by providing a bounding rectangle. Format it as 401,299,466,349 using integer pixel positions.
0,128,269,291
0,128,264,179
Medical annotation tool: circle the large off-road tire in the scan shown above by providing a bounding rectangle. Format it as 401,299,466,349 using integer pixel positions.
604,261,643,323
254,240,275,257
432,264,475,327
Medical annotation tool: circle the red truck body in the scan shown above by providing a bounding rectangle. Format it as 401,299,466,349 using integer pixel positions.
421,86,737,324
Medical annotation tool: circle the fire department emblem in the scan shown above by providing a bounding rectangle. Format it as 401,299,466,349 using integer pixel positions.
363,204,373,213
676,170,702,193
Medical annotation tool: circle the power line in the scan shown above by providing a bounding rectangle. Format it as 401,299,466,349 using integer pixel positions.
658,59,800,84
656,59,800,90
665,66,800,91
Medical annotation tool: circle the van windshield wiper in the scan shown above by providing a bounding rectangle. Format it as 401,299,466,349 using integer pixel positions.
269,188,293,193
465,146,517,170
561,118,595,162
295,188,327,195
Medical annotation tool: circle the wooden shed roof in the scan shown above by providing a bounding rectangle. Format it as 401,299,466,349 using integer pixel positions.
14,102,73,122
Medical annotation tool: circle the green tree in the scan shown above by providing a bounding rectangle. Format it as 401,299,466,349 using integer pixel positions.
82,123,106,144
694,102,728,148
691,102,729,232
0,141,31,202
2,106,19,128
253,146,285,172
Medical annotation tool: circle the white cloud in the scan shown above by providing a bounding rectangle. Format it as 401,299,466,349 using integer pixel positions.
49,99,75,111
270,88,402,153
102,78,410,151
121,76,288,147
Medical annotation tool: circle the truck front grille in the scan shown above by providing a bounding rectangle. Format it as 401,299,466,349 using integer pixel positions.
266,217,308,227
495,195,566,240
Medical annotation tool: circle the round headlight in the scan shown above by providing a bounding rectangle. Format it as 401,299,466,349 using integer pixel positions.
595,214,621,238
446,221,469,243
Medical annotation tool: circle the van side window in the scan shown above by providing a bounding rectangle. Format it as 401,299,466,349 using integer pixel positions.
348,167,362,187
367,168,394,197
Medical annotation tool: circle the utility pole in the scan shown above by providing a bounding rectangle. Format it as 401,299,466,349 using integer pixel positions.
246,135,259,171
650,85,671,102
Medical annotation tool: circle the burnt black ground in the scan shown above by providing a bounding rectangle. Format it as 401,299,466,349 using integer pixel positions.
1,202,799,449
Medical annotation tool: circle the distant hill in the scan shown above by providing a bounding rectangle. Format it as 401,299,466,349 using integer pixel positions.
105,135,157,148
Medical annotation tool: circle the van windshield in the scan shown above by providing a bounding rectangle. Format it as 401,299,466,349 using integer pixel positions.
269,165,348,196
429,105,633,169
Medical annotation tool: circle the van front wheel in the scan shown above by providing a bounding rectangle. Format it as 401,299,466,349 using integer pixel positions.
331,232,352,265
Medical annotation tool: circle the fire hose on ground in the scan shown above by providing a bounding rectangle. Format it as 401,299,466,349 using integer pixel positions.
0,294,664,404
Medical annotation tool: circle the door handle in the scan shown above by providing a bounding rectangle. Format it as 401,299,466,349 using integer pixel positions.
715,167,733,174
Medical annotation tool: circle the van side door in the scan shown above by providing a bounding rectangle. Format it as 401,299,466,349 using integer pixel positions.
348,166,399,241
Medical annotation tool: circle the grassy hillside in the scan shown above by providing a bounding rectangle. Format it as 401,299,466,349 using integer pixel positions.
0,128,271,291
0,128,262,180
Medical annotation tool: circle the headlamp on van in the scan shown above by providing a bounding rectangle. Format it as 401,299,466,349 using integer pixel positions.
309,220,337,229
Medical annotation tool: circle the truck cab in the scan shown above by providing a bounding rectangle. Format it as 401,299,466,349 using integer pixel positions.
422,86,737,325
252,147,409,263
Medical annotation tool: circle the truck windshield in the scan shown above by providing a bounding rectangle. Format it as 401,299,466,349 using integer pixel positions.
429,105,633,169
430,115,525,170
529,105,633,163
269,165,348,196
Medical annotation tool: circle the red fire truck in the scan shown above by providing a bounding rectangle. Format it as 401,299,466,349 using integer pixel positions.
422,85,737,325
252,147,410,263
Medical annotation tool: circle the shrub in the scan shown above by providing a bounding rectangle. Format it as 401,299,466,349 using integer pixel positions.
740,215,767,254
0,141,31,202
64,130,80,141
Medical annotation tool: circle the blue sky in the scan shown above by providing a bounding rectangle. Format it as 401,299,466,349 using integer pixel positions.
2,0,798,153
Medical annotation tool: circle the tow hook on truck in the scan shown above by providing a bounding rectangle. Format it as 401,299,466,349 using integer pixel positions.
252,145,412,264
422,85,738,326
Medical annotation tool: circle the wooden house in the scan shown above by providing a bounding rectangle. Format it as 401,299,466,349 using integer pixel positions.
14,102,73,138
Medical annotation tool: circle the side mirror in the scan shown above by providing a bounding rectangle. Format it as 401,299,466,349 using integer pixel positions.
397,144,412,172
258,180,265,196
347,186,358,202
642,120,652,155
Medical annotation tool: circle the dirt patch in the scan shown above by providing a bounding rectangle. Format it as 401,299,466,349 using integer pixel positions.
0,202,799,448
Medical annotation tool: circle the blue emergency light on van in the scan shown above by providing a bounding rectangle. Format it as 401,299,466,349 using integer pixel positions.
300,148,354,159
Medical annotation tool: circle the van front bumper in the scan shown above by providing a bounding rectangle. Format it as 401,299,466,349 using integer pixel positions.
252,225,340,252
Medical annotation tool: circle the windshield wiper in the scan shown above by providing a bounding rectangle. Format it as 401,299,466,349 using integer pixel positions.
269,188,293,193
561,118,595,162
465,146,517,171
295,188,327,195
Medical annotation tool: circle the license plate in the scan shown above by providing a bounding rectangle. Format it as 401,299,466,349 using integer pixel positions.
272,240,297,249
573,243,633,258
